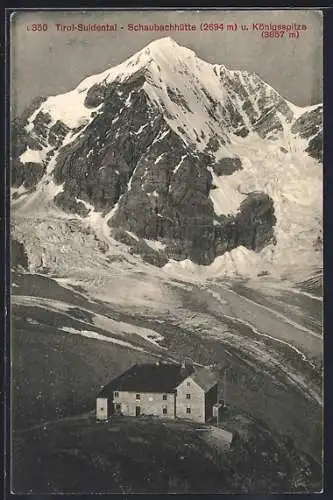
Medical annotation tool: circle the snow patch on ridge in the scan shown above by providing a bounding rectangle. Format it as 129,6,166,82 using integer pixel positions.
42,92,101,129
173,155,187,174
286,99,322,120
19,147,45,165
126,231,139,242
208,165,245,216
61,326,148,352
144,239,166,251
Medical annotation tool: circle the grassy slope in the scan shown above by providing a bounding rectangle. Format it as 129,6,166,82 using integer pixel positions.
11,319,153,430
10,272,323,493
12,414,322,494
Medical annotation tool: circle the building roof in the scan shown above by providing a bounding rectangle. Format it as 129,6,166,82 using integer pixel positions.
99,363,195,396
184,368,217,393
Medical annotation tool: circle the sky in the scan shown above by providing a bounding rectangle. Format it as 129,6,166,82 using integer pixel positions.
11,9,323,115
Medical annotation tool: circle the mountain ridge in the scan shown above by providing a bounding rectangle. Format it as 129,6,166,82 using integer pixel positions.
11,37,322,279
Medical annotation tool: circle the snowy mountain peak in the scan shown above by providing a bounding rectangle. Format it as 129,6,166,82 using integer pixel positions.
145,36,180,51
144,37,196,61
12,37,322,280
18,36,321,157
74,37,192,94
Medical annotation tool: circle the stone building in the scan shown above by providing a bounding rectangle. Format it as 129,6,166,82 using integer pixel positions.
96,362,217,423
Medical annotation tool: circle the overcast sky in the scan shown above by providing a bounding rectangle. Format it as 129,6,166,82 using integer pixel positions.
11,9,323,115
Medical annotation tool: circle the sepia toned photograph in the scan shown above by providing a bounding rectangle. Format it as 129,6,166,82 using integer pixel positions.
10,9,323,494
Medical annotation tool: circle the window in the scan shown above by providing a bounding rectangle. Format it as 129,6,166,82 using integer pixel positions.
186,381,191,387
136,394,141,400
186,407,191,414
186,393,191,399
162,394,167,400
115,403,121,410
163,408,168,415
114,391,119,398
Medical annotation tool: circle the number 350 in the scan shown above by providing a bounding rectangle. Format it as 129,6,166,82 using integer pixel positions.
27,24,48,31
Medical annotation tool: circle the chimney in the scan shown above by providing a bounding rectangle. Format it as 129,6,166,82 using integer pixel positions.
180,359,192,375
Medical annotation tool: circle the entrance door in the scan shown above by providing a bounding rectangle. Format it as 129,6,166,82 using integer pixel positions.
114,403,121,415
135,406,141,416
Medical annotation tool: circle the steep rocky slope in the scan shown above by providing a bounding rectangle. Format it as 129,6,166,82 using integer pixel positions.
11,37,322,277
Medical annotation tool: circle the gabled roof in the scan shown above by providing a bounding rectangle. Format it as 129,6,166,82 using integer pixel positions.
187,368,217,393
99,363,195,396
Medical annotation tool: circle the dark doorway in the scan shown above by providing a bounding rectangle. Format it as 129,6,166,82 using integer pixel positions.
135,406,141,416
114,403,121,415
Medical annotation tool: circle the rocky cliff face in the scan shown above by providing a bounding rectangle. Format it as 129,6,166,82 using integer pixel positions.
11,37,322,272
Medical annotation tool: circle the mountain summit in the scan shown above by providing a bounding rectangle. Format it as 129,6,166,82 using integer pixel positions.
11,38,322,278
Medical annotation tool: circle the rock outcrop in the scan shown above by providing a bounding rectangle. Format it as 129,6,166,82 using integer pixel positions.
10,38,322,269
